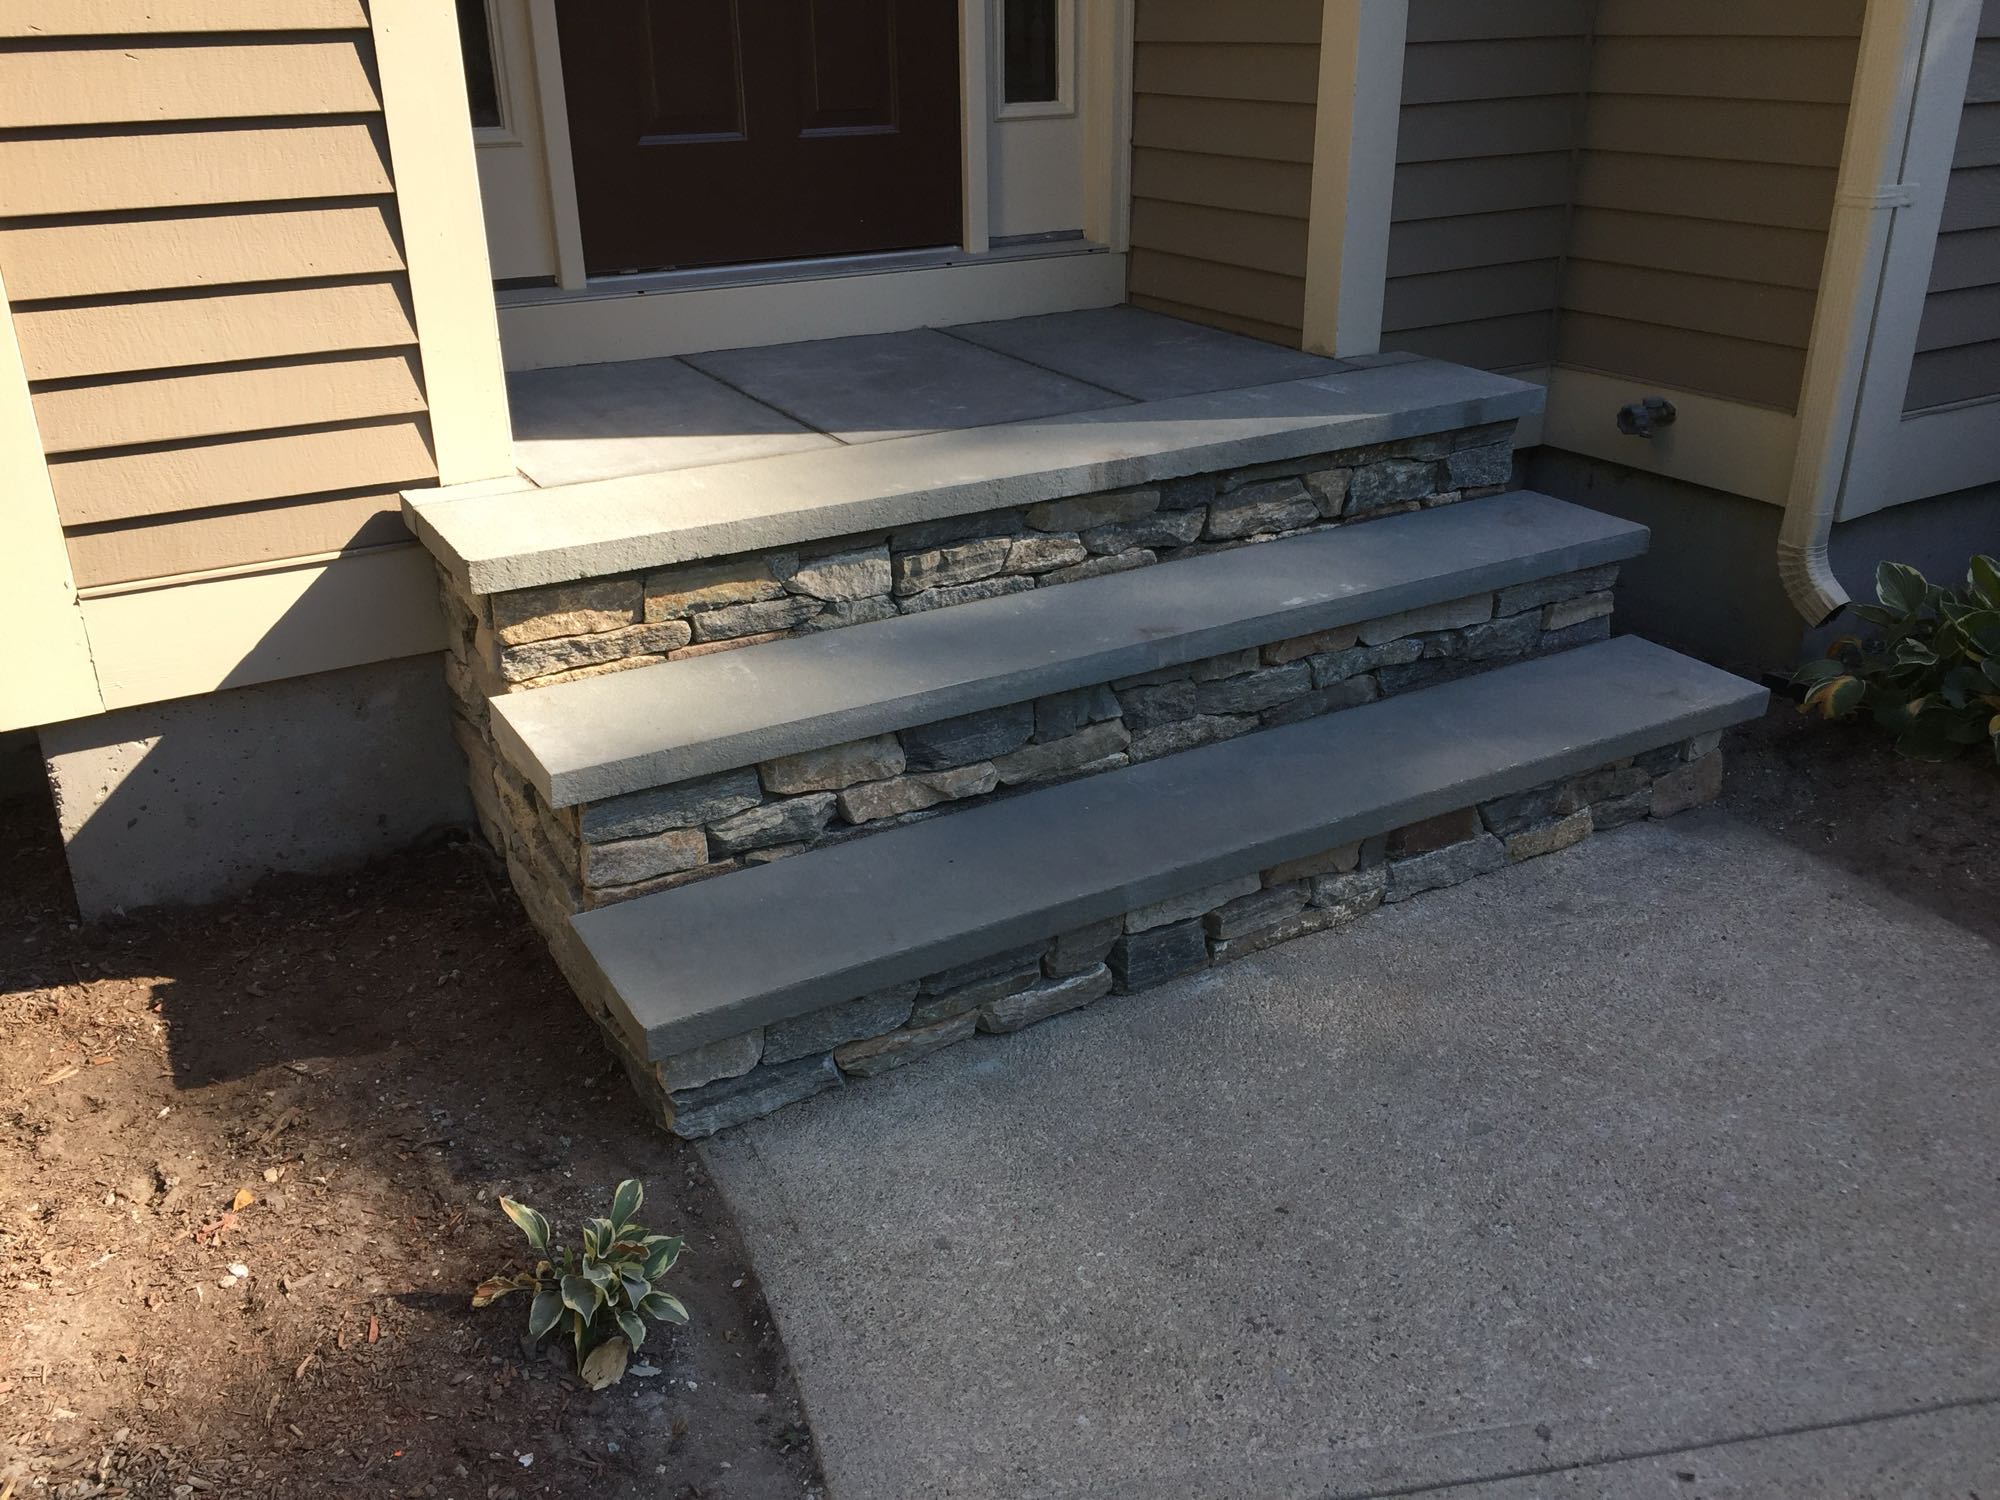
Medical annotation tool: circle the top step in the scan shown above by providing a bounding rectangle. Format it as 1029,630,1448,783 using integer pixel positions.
406,356,1542,595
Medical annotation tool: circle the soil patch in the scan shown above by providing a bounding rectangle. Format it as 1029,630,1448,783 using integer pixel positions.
1722,698,2000,948
0,791,822,1498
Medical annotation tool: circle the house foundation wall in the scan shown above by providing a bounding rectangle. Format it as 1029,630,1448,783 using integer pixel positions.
40,655,470,918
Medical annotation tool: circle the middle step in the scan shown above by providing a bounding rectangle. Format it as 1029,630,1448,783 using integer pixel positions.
492,489,1647,808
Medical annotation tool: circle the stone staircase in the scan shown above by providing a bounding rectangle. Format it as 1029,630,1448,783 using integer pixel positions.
406,350,1767,1137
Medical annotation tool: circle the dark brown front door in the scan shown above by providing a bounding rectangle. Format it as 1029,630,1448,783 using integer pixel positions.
558,2,963,275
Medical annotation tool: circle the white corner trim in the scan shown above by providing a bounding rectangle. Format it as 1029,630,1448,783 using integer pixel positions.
1302,0,1407,358
1541,367,1800,505
1838,0,1985,520
523,0,587,290
0,265,103,731
371,0,517,487
960,0,994,254
80,546,446,713
497,249,1126,370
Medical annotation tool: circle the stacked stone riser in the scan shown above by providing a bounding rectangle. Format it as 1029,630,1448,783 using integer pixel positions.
441,422,1516,699
617,733,1725,1138
469,562,1617,927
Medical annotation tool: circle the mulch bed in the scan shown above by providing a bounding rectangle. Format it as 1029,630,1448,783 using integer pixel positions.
0,790,823,1499
1721,696,2000,949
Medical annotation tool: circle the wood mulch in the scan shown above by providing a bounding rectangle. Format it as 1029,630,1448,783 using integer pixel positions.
0,788,823,1499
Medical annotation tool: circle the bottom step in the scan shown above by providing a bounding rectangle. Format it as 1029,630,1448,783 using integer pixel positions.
567,637,1767,1134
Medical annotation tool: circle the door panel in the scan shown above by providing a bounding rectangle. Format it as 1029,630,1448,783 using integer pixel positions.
559,0,961,274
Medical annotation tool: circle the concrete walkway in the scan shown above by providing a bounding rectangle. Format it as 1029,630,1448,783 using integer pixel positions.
702,813,2000,1498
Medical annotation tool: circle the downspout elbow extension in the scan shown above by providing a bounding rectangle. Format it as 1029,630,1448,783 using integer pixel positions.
1775,523,1848,629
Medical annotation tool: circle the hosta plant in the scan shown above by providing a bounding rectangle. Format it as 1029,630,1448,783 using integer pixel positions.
1793,556,2000,764
473,1179,688,1390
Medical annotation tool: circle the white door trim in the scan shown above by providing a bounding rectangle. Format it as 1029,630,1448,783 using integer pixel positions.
1839,0,1988,519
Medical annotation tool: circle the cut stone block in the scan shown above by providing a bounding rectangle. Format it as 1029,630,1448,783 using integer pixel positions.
1260,678,1377,727
1080,508,1205,555
645,558,785,620
837,763,997,824
1045,917,1123,977
979,964,1114,1033
499,621,690,683
708,794,838,854
689,595,820,642
580,768,763,842
910,963,1040,1025
1309,865,1389,922
761,984,919,1066
1126,874,1260,933
1128,714,1253,762
834,1011,979,1077
1204,479,1319,540
1194,662,1312,716
895,537,1012,595
902,703,1037,772
1006,534,1089,574
761,734,906,794
1349,458,1436,514
492,578,641,645
1391,806,1483,856
1507,809,1593,861
583,827,710,888
668,1054,841,1139
1026,487,1159,532
1111,920,1209,989
780,545,892,602
1206,883,1309,941
1043,549,1156,585
1035,684,1119,740
991,721,1130,786
1358,593,1494,646
1652,751,1725,817
1544,591,1616,632
1264,843,1360,886
1495,565,1620,616
1386,834,1507,901
898,575,1038,613
659,1030,763,1093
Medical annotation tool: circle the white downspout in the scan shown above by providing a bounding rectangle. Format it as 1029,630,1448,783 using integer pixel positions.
1777,0,1933,626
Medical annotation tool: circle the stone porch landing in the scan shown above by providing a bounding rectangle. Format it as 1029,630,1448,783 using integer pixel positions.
503,305,1351,488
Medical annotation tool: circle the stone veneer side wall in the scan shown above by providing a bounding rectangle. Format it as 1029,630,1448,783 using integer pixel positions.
617,733,1727,1137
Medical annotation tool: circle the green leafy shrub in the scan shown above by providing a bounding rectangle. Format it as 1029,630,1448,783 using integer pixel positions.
1792,556,2000,763
473,1179,688,1389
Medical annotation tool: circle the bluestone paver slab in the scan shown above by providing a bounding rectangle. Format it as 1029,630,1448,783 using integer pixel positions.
496,491,1648,805
702,814,2000,1499
405,357,1544,593
568,638,1765,1055
946,304,1348,399
682,327,1126,443
506,356,832,485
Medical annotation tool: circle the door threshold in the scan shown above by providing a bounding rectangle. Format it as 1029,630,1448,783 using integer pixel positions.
499,234,1101,309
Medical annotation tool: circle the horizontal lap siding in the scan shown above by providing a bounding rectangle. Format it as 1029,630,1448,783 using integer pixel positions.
1384,0,1592,373
1555,0,1864,411
1907,2,2000,411
0,22,436,590
1126,0,1320,346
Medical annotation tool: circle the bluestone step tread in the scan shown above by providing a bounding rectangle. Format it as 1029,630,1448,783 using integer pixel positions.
569,637,1767,1058
495,490,1647,807
405,357,1542,594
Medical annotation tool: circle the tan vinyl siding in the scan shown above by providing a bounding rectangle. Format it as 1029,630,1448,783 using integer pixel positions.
1554,0,1865,410
1907,1,2000,412
0,19,437,590
1384,0,1592,373
1126,0,1320,344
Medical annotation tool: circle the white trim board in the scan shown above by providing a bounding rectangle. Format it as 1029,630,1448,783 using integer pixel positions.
497,248,1127,370
0,264,103,730
79,545,445,712
1539,367,1800,507
1840,0,1986,520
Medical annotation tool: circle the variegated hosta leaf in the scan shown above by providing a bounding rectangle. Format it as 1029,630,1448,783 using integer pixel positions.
641,1290,689,1325
527,1288,564,1340
610,1179,644,1228
499,1197,550,1252
643,1235,685,1278
583,1261,617,1292
560,1273,600,1318
615,1309,648,1351
619,1271,651,1308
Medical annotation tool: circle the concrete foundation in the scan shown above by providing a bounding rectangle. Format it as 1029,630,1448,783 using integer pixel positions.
40,654,471,918
1528,450,2000,675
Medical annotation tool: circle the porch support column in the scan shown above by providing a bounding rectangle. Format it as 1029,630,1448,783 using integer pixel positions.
1302,0,1408,359
0,264,103,730
371,0,517,486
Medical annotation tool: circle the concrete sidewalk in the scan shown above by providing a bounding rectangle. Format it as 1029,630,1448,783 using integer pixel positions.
702,814,2000,1498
